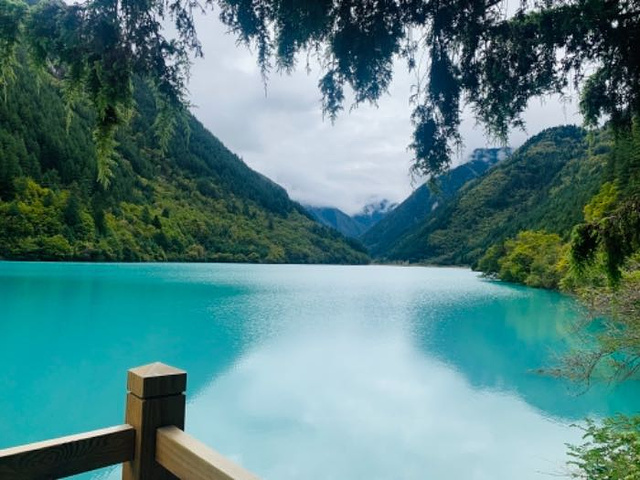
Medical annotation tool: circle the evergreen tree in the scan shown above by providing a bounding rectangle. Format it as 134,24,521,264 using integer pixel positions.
2,0,639,177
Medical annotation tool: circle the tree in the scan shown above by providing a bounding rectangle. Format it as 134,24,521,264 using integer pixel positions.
1,0,639,179
572,124,640,282
0,0,199,185
494,230,566,289
567,416,640,479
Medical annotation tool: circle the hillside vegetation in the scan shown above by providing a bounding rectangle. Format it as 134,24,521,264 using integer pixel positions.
0,62,368,264
362,148,509,257
375,126,608,266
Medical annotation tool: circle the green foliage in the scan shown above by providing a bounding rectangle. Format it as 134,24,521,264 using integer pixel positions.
570,181,620,273
583,182,620,223
0,0,202,185
213,0,640,176
571,195,640,283
2,0,638,177
567,416,640,479
0,60,369,265
94,124,119,188
571,121,640,282
476,243,505,278
494,230,567,289
362,148,508,257
380,126,608,266
0,0,27,98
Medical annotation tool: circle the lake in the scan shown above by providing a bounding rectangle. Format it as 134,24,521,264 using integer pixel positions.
1,262,638,479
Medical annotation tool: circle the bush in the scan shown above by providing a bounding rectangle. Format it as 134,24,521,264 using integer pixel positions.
476,243,505,276
567,416,640,479
497,230,567,288
38,235,73,259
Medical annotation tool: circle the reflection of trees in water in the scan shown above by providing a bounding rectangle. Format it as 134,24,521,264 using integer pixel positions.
409,284,640,420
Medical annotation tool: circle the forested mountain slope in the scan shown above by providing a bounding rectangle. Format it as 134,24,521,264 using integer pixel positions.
0,63,368,264
362,148,508,257
378,126,609,265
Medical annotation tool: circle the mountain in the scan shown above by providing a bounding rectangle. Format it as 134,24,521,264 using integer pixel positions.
376,126,609,265
352,200,397,230
305,206,369,238
305,199,395,238
0,61,369,264
362,148,509,257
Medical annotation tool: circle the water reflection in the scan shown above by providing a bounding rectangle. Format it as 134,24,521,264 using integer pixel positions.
415,280,639,419
187,328,580,480
0,263,638,480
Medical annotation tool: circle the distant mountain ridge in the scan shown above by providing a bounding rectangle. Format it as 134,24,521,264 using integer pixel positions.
353,199,397,229
372,126,608,265
361,147,510,257
305,199,396,238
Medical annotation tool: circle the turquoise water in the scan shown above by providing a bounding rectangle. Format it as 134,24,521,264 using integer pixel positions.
0,262,638,479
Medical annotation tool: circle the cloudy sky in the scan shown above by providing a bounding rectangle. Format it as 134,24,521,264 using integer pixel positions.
187,15,581,215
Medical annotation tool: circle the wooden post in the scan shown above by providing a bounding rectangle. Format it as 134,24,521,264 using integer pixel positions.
122,362,187,480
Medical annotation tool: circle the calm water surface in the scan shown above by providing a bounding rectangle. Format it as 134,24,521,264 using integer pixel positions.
1,262,638,479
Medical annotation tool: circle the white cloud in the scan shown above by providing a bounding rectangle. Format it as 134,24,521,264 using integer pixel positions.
188,16,581,215
185,330,579,480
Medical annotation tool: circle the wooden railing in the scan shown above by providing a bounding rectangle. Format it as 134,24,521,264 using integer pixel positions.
0,362,260,480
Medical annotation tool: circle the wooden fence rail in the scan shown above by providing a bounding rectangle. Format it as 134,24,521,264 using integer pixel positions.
0,425,135,479
0,362,259,480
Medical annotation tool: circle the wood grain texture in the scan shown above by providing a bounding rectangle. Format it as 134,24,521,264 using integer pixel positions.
122,391,185,479
156,426,260,480
127,363,186,399
0,424,134,479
